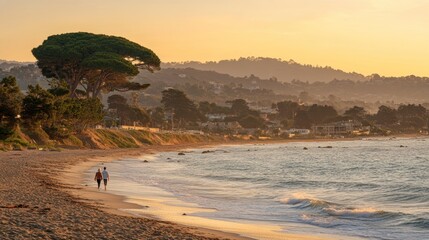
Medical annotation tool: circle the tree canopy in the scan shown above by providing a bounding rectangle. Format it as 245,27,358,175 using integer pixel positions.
161,88,201,125
344,106,367,119
227,99,250,116
22,84,55,128
198,101,231,115
306,104,338,124
376,105,398,125
276,100,299,120
107,94,150,126
32,32,160,98
238,115,265,128
0,76,23,122
0,76,23,138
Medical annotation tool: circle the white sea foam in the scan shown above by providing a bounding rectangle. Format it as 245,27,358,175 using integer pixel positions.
104,138,429,240
281,193,388,219
325,207,385,218
280,192,333,208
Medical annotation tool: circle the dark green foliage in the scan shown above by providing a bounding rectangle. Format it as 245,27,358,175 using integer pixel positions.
293,110,311,128
107,94,127,106
43,125,71,139
47,79,70,97
228,99,250,116
44,97,104,138
397,104,428,129
344,106,367,119
107,82,150,92
22,85,54,128
276,101,299,120
0,76,23,120
198,101,231,115
397,104,427,120
306,104,338,124
1,75,105,142
401,116,427,129
0,76,23,139
0,127,14,140
376,105,398,125
32,32,160,98
63,98,104,132
107,94,150,126
161,89,202,125
238,115,265,128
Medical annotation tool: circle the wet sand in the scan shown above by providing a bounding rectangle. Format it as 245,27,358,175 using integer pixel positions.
0,145,244,240
60,142,341,240
2,135,421,239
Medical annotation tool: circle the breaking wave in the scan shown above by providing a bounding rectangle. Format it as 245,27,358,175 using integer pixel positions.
281,193,398,220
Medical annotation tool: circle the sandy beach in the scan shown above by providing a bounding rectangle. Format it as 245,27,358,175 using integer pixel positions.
0,144,244,240
1,135,424,239
0,140,343,240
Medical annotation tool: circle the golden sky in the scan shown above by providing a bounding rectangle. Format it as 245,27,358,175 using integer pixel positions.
1,0,428,76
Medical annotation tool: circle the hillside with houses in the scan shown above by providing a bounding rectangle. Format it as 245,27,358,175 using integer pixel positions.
1,57,428,149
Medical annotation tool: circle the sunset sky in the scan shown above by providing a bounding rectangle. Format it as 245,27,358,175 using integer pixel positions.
1,0,429,76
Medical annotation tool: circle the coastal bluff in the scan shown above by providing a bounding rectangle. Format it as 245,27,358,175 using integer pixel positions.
0,128,223,151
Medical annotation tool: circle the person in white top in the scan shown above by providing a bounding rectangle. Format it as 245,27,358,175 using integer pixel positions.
102,167,110,191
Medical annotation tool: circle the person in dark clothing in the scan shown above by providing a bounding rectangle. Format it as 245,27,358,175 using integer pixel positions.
94,168,103,190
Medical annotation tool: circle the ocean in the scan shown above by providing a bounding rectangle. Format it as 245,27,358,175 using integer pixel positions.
87,137,429,240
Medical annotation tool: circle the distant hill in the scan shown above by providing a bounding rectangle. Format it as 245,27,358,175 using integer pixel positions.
2,59,429,111
0,59,32,71
163,57,367,83
0,61,48,90
136,68,429,110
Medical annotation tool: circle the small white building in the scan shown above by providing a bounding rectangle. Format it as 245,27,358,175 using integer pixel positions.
205,113,227,121
286,128,311,135
312,120,369,135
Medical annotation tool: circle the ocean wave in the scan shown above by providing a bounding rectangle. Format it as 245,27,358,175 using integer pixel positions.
281,194,333,209
401,217,429,229
280,193,397,220
324,207,388,218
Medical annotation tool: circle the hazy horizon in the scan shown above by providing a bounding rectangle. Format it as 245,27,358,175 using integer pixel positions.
2,0,429,77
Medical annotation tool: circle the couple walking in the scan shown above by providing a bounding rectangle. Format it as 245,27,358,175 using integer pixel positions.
94,167,110,191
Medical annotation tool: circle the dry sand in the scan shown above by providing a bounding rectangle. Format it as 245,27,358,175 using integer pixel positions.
0,145,243,240
3,136,418,239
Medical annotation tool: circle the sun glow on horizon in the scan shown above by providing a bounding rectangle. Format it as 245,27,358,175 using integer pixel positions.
1,0,429,76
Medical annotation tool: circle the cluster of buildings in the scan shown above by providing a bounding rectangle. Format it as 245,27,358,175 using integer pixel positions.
311,120,371,136
106,105,371,138
199,113,370,138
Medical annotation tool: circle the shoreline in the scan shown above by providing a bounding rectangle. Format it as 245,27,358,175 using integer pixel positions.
61,143,255,240
2,134,426,239
1,144,245,240
62,139,371,240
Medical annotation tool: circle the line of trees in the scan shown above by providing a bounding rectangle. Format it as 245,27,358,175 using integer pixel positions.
0,76,104,140
272,100,428,132
157,89,266,129
154,88,428,133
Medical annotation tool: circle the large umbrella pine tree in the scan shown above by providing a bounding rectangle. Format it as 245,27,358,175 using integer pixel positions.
32,32,160,98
